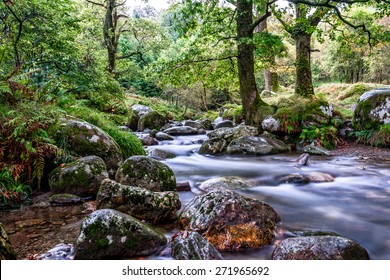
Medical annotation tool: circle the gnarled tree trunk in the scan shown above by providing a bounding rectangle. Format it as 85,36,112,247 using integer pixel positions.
294,32,314,97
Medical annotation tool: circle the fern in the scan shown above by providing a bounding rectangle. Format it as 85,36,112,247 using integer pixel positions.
33,154,45,191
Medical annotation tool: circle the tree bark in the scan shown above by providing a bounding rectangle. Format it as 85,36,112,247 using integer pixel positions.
294,32,314,97
104,0,118,74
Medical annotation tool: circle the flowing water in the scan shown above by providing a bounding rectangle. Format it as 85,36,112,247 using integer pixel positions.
1,133,390,260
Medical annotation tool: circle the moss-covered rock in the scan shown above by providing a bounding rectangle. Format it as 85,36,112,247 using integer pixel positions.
352,88,390,130
96,179,181,224
74,209,167,259
207,124,259,144
183,120,204,130
178,190,281,251
49,156,108,197
198,138,227,155
198,176,252,193
164,126,199,135
138,111,167,131
56,118,123,177
147,148,176,160
0,223,17,260
214,120,234,129
272,235,369,260
115,156,176,192
128,105,153,131
226,135,289,155
155,132,174,141
171,231,223,260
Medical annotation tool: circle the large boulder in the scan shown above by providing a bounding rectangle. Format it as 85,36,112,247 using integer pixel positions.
183,120,204,130
171,231,223,260
262,116,281,133
226,135,289,155
56,118,123,177
207,124,258,144
138,111,167,131
96,179,181,223
0,223,17,260
155,132,174,141
74,209,167,259
115,156,176,192
147,148,176,160
198,138,227,155
49,156,108,197
214,120,234,129
164,126,199,136
198,176,252,193
178,190,281,251
353,88,390,130
272,235,369,260
128,105,153,130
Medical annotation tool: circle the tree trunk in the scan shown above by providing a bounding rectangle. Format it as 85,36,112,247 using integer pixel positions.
236,0,268,125
294,32,314,96
104,0,118,74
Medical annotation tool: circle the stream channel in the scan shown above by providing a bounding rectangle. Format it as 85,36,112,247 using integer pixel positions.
1,133,390,260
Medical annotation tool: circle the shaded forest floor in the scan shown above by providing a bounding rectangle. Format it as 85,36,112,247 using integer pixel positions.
331,142,390,161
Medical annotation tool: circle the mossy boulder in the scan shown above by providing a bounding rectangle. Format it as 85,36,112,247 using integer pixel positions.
138,111,167,131
164,126,199,135
115,156,176,192
171,231,223,260
0,223,17,260
214,120,234,129
207,124,259,144
56,118,123,177
74,209,167,259
147,148,176,160
96,179,181,224
198,138,227,155
49,156,108,197
183,120,204,130
272,235,369,260
226,135,289,155
128,105,153,130
198,176,252,193
178,190,281,251
352,88,390,130
155,132,174,141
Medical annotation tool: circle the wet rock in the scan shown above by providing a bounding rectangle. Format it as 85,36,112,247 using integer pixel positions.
198,176,252,192
171,231,223,260
226,135,289,155
214,120,234,129
96,179,181,224
178,190,281,251
303,145,330,156
155,132,174,141
207,124,259,144
37,243,74,260
176,182,191,192
296,153,310,166
198,137,227,155
353,88,390,130
137,134,158,146
306,172,335,183
138,111,167,131
302,101,334,127
115,156,176,192
183,120,204,130
278,174,309,184
56,118,123,177
164,126,199,136
147,148,176,160
160,121,182,131
262,116,281,132
74,209,167,259
49,194,84,205
49,156,108,197
200,119,213,130
272,235,370,260
128,105,153,131
0,223,17,260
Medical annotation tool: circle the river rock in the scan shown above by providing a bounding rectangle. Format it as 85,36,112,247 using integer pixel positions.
214,120,234,129
138,111,167,131
226,135,289,155
147,148,176,160
56,118,123,177
171,231,223,260
306,172,335,183
49,156,108,197
272,236,370,260
198,176,252,192
0,223,17,260
178,190,281,251
37,243,74,260
278,174,309,184
207,124,259,144
183,120,204,130
155,132,174,141
115,156,176,192
96,179,181,223
164,126,200,135
353,88,390,130
128,105,153,130
198,138,227,155
303,145,330,156
49,194,84,205
200,119,213,130
261,116,281,132
137,134,158,146
74,209,167,259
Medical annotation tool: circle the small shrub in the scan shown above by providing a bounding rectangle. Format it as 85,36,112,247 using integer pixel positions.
0,167,31,208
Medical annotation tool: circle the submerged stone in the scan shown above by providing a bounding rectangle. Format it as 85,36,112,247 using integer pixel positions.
74,209,167,260
178,190,281,251
171,231,223,260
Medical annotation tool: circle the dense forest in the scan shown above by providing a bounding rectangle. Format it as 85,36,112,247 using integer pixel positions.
0,0,390,261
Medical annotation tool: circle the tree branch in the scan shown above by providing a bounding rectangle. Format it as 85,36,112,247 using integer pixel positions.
85,0,105,7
